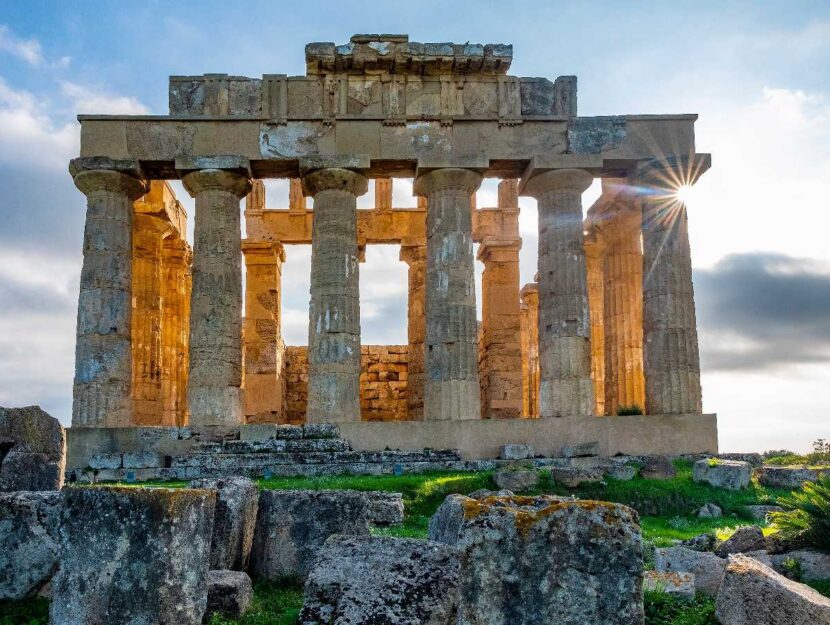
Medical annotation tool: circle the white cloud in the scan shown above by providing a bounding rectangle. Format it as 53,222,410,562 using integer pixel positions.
0,24,44,66
60,81,149,116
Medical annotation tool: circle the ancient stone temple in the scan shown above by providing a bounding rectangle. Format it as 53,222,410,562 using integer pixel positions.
66,34,717,465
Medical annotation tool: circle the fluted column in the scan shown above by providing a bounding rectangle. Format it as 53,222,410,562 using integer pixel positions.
413,168,482,420
603,204,646,415
242,241,286,423
181,165,251,426
635,161,703,414
161,238,191,426
522,168,595,417
70,158,147,428
584,228,606,416
304,168,368,423
400,243,426,420
520,284,540,418
131,214,171,425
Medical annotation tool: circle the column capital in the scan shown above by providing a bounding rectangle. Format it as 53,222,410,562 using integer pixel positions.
302,167,368,197
399,242,426,266
70,157,148,200
520,168,592,198
242,240,286,265
476,236,522,263
181,169,252,198
630,154,711,192
413,168,482,196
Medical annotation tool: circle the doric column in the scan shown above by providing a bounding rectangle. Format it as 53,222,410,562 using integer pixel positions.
602,201,645,415
375,178,393,211
180,157,252,427
242,241,286,423
70,158,147,428
635,159,705,414
160,237,191,426
413,168,482,420
520,284,540,418
131,214,172,425
400,243,426,420
303,165,368,423
584,227,606,416
478,237,523,419
521,168,595,417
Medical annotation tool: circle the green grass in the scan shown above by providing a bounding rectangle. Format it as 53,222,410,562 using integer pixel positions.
206,579,303,625
643,591,717,625
0,597,49,625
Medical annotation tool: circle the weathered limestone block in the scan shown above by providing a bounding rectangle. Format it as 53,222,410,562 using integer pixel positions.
562,440,599,457
720,452,763,468
500,444,534,460
744,504,783,521
365,491,405,526
250,489,371,579
88,452,122,469
715,554,830,625
694,459,751,490
757,466,827,489
182,162,252,426
0,405,65,491
190,476,259,570
50,487,216,625
304,167,368,423
655,546,726,597
298,535,460,625
0,492,61,600
696,503,722,518
429,494,643,625
122,451,165,469
643,571,695,600
493,469,539,492
549,465,603,487
414,168,482,421
640,456,677,480
205,570,253,621
521,168,595,417
715,526,766,557
770,549,830,581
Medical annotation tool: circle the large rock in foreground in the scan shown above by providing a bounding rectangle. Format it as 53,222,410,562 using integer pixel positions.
250,489,371,580
430,494,644,625
190,476,258,570
655,546,727,597
716,554,830,624
50,487,215,625
0,405,65,491
693,459,751,490
298,535,459,625
0,492,61,599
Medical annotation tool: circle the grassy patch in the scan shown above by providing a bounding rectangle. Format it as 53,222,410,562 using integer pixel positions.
206,579,303,625
0,597,49,625
643,591,717,625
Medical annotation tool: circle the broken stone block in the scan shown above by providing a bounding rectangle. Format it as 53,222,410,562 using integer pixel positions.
655,546,726,597
0,405,65,491
429,494,643,624
500,443,533,460
205,570,253,621
88,453,122,470
50,487,216,625
640,456,677,480
0,492,61,599
643,571,696,600
548,465,603,487
770,549,830,581
250,489,371,580
298,535,459,625
693,459,751,490
744,505,784,521
715,554,830,624
190,476,259,570
603,463,638,481
122,451,165,469
715,526,766,557
365,491,405,526
696,503,722,518
681,533,718,552
561,441,599,458
719,453,763,468
493,469,539,492
757,467,827,489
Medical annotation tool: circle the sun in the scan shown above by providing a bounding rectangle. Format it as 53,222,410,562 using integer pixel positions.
675,184,695,204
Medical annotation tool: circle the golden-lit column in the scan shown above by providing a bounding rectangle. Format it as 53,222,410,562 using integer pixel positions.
584,226,606,416
161,237,192,426
131,214,171,425
603,199,645,415
375,178,393,211
242,240,286,423
400,242,426,420
520,283,539,418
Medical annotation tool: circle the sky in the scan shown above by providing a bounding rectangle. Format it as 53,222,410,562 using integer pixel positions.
0,1,828,452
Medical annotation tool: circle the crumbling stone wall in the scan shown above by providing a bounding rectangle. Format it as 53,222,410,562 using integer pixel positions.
283,346,409,423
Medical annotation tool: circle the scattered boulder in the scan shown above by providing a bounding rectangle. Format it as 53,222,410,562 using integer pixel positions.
640,456,677,480
548,466,603,487
604,464,638,481
561,441,599,458
205,570,253,622
493,469,539,492
298,535,459,625
715,554,830,624
771,549,830,581
745,504,784,521
715,526,767,557
50,487,216,625
430,494,644,624
0,492,61,599
693,459,751,490
500,444,534,460
0,405,65,491
757,467,827,489
190,476,259,570
696,503,722,518
643,571,696,600
365,491,405,526
250,489,371,580
719,453,763,468
681,532,718,552
655,547,727,597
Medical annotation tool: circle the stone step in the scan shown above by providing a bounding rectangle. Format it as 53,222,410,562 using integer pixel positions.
191,438,351,455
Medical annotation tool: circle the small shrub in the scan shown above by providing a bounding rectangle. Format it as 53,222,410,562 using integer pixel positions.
706,458,721,468
771,475,830,551
617,405,644,416
781,556,803,581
